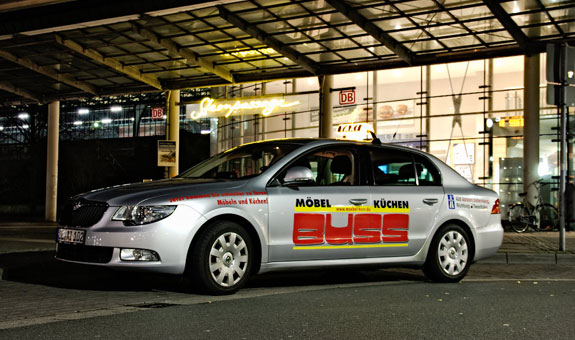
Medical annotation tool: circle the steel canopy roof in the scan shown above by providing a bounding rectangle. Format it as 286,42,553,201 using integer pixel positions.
0,0,573,105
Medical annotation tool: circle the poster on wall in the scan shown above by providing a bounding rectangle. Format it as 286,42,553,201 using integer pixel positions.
455,165,473,182
453,143,475,165
158,140,177,167
376,100,415,127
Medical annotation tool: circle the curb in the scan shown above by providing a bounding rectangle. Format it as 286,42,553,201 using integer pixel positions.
478,253,575,265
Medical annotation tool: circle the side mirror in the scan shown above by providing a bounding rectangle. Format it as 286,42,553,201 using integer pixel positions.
283,166,315,186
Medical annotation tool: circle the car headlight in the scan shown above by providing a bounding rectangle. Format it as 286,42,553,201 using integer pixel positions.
112,205,176,225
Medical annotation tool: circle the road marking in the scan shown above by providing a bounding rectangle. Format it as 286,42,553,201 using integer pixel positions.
0,237,55,244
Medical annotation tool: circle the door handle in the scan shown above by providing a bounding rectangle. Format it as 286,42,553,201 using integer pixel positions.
349,198,368,206
423,198,439,206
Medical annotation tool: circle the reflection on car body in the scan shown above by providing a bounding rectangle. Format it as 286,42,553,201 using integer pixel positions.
56,138,503,294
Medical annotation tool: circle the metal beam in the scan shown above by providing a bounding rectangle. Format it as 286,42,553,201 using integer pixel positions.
0,80,42,102
131,23,235,83
483,0,535,55
0,49,99,95
217,5,320,75
326,0,415,65
55,34,163,90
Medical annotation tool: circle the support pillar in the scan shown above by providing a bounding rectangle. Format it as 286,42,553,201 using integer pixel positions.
167,90,180,178
319,75,333,138
523,55,540,207
45,101,59,222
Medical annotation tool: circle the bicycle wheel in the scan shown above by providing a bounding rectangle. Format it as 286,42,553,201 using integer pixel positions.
509,203,529,233
536,203,559,231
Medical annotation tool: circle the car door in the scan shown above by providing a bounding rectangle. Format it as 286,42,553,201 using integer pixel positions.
367,146,445,257
266,145,374,262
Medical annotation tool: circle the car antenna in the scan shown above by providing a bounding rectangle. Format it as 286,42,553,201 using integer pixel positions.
370,131,382,145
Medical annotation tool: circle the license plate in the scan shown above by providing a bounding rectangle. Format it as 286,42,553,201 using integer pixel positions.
58,228,86,245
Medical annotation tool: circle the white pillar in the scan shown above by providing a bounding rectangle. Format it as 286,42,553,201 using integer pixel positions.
45,101,60,222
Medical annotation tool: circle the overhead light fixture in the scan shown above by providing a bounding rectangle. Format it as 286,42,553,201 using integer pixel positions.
73,121,83,126
18,113,29,120
78,108,90,115
110,106,123,113
201,130,211,134
101,118,112,124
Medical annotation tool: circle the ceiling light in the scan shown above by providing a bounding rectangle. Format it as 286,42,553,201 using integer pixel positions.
110,106,123,113
18,113,29,120
78,108,90,115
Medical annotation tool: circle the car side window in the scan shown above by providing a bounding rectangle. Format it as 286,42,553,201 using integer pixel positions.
285,148,357,186
413,154,442,186
370,150,415,186
369,148,442,186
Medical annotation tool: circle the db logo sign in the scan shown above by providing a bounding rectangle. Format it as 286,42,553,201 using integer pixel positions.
339,90,355,105
151,107,164,120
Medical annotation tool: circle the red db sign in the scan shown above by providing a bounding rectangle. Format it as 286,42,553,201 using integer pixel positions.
151,107,164,119
339,90,355,105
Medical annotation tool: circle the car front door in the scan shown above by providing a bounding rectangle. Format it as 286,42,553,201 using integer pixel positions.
267,145,374,262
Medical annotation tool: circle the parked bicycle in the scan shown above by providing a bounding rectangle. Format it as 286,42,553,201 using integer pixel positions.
508,179,559,233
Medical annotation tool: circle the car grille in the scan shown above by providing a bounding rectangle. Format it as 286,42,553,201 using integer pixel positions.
56,244,114,263
60,199,109,227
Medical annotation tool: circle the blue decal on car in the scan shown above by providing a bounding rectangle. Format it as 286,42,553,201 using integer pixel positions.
448,194,455,209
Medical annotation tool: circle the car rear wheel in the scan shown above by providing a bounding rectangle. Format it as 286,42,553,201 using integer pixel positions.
424,224,471,283
188,221,252,295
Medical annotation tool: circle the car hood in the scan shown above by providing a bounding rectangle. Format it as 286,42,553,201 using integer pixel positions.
77,178,246,206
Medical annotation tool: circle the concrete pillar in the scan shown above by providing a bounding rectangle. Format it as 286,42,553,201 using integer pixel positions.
319,75,333,138
167,90,180,178
523,54,540,206
45,101,59,222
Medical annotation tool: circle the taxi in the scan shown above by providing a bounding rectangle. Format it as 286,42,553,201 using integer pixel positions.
56,138,503,294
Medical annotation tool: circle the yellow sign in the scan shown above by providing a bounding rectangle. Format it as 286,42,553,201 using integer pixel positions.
335,123,374,141
498,116,524,128
223,48,276,58
189,97,300,119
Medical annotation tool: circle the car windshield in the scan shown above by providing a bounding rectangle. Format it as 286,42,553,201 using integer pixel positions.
179,142,303,180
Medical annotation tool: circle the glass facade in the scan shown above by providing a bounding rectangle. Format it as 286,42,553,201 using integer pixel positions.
210,55,564,217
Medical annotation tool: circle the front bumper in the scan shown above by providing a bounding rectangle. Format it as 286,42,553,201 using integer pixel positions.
56,204,206,275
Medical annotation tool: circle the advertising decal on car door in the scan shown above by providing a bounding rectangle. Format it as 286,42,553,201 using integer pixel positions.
292,197,410,249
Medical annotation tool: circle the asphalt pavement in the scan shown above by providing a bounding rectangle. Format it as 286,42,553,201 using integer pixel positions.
1,222,575,332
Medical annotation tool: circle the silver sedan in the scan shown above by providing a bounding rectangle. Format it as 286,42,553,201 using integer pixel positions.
56,139,503,294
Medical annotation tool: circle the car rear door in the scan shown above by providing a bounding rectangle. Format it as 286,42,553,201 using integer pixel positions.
367,146,445,257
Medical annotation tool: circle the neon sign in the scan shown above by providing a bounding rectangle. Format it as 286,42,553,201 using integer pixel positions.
189,97,300,119
223,48,276,58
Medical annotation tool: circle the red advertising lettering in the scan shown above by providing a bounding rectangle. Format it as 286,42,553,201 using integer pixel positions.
293,212,409,246
292,213,324,245
382,214,409,243
325,214,353,245
353,214,382,244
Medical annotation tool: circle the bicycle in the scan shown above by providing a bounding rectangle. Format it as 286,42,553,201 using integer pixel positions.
508,179,559,233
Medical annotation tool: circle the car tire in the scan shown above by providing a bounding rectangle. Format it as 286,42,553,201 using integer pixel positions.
423,224,471,283
189,221,253,295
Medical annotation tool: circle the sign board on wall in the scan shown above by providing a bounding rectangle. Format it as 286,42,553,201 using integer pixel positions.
339,90,355,105
453,143,475,165
151,107,164,120
158,140,177,167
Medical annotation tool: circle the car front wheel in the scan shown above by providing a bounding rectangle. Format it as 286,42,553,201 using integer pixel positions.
424,224,471,283
189,221,252,295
